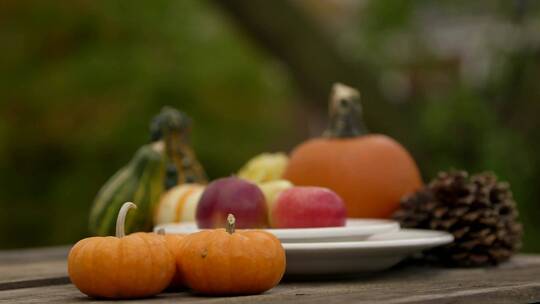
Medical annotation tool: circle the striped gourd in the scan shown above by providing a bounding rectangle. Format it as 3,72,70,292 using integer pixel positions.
89,142,166,235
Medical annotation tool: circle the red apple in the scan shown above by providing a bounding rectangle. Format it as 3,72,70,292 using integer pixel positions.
196,177,268,228
272,186,347,228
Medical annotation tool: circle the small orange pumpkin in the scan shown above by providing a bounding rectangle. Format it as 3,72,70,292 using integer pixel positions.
284,83,423,218
181,214,286,295
68,202,175,299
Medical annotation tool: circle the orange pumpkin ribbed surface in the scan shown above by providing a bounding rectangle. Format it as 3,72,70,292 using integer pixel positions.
180,214,285,295
284,83,422,218
68,203,175,299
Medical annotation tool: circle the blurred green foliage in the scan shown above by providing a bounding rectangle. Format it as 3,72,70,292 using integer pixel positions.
1,0,539,252
0,0,298,248
351,0,540,252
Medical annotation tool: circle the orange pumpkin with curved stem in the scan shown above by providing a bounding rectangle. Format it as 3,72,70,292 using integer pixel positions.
284,83,423,218
68,202,175,299
181,214,286,295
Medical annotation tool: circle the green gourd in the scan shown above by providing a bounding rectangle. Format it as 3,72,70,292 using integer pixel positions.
150,106,207,187
89,142,165,235
89,106,207,235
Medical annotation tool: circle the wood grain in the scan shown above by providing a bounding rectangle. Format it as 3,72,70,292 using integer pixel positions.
0,246,70,291
0,246,70,265
0,250,539,303
0,260,68,290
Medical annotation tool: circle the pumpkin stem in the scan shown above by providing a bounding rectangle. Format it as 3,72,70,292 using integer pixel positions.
323,83,368,138
226,214,236,234
116,202,137,238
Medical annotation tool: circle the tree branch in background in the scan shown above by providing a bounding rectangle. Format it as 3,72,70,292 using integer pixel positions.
209,0,405,133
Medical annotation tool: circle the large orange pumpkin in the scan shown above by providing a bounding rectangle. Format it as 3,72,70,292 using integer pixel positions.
68,202,175,299
284,83,422,218
180,214,286,295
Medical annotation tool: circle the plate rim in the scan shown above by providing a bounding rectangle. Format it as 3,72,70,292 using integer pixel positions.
282,229,454,251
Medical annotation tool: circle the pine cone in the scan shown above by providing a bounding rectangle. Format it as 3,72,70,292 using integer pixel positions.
393,170,522,267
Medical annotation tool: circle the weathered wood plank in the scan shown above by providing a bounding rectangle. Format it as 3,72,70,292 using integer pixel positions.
0,278,70,292
1,277,539,304
0,246,70,265
0,260,68,290
0,255,539,303
0,246,70,290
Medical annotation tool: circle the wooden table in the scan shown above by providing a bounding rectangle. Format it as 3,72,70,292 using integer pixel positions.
1,246,540,303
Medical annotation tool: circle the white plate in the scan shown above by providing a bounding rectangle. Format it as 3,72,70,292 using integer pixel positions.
283,229,454,277
154,219,400,243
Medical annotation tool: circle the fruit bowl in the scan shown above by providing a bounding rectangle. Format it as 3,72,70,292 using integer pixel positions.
154,218,399,243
